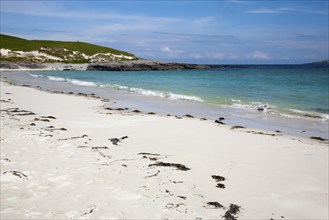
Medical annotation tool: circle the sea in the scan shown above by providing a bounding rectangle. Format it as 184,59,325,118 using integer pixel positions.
2,64,329,138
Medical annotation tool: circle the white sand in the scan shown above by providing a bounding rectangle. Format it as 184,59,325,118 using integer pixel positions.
0,81,328,219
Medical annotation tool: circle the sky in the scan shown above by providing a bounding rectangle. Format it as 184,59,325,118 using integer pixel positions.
0,0,328,64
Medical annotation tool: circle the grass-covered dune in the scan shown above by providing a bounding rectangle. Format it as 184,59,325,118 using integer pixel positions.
0,34,138,63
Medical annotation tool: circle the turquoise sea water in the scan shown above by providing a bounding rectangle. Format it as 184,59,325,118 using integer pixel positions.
30,65,329,120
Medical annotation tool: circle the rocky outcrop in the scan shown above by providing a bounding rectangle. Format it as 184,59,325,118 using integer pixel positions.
0,60,247,71
87,60,246,71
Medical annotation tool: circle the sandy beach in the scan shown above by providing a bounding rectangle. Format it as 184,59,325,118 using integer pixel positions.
0,79,328,219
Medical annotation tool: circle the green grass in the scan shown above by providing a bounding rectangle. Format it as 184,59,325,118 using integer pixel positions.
0,34,137,57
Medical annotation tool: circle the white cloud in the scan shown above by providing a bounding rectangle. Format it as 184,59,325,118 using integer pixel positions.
190,53,203,59
281,56,291,60
247,7,327,14
159,46,184,58
161,46,174,53
207,52,239,60
213,53,225,59
246,51,270,60
247,9,278,14
192,16,215,25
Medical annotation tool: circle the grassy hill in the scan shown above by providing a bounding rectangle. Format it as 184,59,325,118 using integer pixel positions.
0,34,138,63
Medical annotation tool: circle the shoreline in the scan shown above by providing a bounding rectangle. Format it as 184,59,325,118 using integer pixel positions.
0,60,248,72
0,80,328,219
1,70,328,140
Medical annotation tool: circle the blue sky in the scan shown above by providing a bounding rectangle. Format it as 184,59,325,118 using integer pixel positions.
1,0,328,64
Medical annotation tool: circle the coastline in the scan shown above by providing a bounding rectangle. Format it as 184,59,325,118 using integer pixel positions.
1,69,328,139
1,79,328,219
0,60,246,72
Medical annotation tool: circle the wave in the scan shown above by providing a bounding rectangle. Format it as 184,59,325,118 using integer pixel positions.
29,73,203,102
227,99,329,121
29,73,96,87
28,73,327,121
104,84,204,102
66,79,96,87
288,109,329,121
29,73,43,78
47,76,66,82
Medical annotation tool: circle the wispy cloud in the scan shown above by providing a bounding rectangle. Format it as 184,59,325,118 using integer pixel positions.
247,7,327,14
292,33,318,38
153,32,241,45
33,29,70,33
246,51,271,60
1,1,184,23
227,0,249,4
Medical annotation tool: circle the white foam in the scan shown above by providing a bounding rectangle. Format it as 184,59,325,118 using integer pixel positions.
130,87,204,102
47,76,66,82
103,83,204,102
113,84,130,90
32,73,97,87
167,93,204,102
67,79,96,87
321,114,329,122
289,109,328,120
29,73,43,78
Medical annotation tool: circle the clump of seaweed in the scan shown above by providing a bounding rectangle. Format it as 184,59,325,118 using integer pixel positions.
212,175,226,182
223,203,241,220
207,202,224,209
149,162,190,171
109,136,128,145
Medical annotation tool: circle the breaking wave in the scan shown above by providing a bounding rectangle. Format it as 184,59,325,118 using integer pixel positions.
28,73,328,121
226,99,329,121
29,73,96,87
29,73,203,102
105,84,204,102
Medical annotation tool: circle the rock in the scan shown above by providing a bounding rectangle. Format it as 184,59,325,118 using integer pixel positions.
87,60,248,71
257,104,269,113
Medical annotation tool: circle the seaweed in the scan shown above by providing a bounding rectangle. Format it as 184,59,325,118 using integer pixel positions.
92,146,109,150
231,125,245,129
149,162,190,171
223,204,241,220
59,134,88,141
109,136,128,145
212,175,226,182
216,183,226,189
310,136,327,141
138,152,161,156
3,170,28,179
207,202,224,209
41,116,56,119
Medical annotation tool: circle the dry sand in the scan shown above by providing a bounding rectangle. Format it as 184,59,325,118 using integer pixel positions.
0,81,328,219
